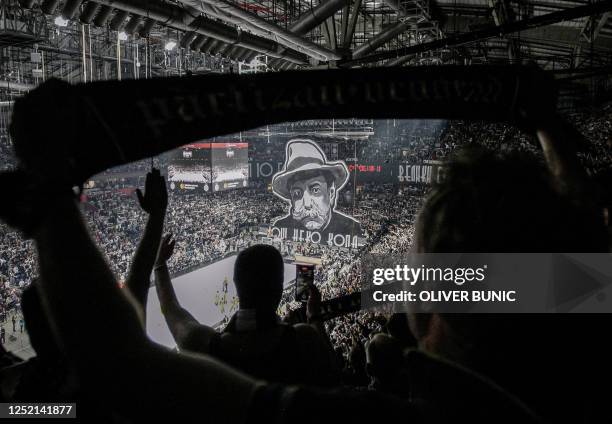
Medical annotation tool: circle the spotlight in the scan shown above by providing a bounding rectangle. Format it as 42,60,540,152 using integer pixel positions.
164,41,177,51
54,16,69,27
118,31,128,41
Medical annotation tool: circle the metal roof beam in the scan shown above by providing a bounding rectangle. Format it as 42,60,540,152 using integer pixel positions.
343,0,363,48
341,0,612,66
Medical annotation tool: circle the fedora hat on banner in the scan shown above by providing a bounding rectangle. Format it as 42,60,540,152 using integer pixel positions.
272,139,349,200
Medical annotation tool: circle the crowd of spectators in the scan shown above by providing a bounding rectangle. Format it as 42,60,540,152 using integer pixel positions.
327,109,612,175
0,223,34,322
1,113,611,375
437,120,540,159
82,187,286,281
1,176,425,359
0,280,22,322
1,105,611,423
572,104,612,175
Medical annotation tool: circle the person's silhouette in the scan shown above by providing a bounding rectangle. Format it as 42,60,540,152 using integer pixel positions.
154,242,338,386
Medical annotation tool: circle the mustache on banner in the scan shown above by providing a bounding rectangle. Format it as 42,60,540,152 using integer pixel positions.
9,65,557,186
292,203,328,227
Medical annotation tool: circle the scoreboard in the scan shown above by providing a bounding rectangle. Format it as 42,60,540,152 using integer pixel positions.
211,142,249,191
168,142,249,193
167,143,212,193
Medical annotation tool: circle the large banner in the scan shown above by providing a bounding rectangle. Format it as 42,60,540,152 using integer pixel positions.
398,160,446,185
346,160,446,185
270,139,364,249
9,66,557,186
249,157,445,186
249,160,284,181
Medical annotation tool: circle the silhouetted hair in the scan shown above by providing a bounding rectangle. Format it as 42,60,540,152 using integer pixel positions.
415,147,608,253
385,314,417,349
410,147,611,415
366,334,403,379
233,244,284,310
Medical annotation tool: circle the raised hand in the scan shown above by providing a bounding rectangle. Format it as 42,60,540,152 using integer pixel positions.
136,168,167,216
306,283,322,322
156,233,176,266
126,168,169,319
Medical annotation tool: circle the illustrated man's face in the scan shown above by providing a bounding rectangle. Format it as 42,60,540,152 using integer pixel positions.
289,173,335,230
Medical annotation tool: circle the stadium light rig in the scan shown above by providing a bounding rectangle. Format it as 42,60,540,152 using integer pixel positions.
54,16,69,27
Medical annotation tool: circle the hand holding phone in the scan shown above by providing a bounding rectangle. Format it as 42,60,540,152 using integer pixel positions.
295,264,315,303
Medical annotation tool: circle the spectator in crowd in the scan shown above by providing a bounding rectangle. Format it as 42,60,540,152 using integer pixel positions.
407,123,609,422
342,340,368,387
9,281,76,403
365,334,408,395
384,313,417,350
154,240,339,386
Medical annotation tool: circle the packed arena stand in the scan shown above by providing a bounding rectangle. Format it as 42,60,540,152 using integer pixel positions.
3,0,612,417
2,111,611,364
83,188,287,281
0,109,611,423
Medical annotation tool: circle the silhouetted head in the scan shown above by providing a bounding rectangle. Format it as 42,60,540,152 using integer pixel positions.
233,244,284,311
349,341,367,374
385,313,417,349
407,147,611,421
414,147,607,253
365,334,404,384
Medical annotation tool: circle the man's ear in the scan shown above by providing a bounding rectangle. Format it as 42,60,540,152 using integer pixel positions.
407,313,433,343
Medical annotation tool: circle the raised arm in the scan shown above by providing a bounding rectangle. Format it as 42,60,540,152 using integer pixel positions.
304,283,341,384
126,168,167,322
0,171,257,422
306,284,332,346
154,234,217,353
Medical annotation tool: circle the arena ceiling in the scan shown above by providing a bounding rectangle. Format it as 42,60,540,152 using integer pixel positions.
0,0,611,106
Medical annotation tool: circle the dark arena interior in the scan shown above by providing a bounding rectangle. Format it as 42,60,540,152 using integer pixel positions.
0,0,612,422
